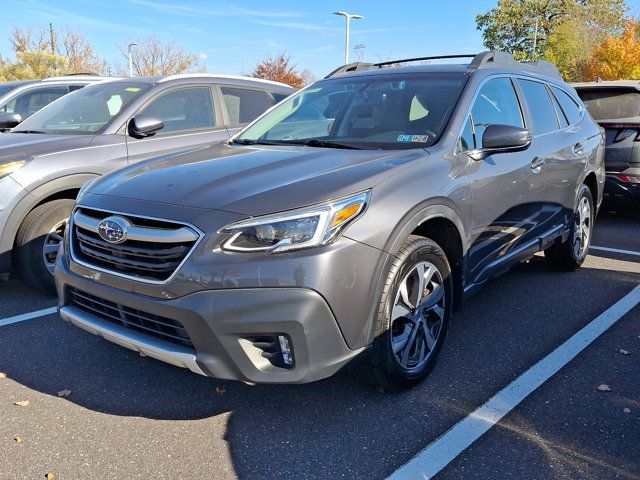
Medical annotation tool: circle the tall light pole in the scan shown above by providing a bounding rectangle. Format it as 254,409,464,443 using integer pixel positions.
333,11,364,64
128,42,139,77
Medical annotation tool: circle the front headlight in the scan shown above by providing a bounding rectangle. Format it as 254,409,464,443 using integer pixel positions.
0,161,26,179
220,191,370,253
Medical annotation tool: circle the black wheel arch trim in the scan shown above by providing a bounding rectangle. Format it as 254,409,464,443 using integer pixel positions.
360,199,467,347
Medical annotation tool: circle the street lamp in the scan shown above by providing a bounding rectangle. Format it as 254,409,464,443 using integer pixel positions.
128,42,139,77
333,11,363,64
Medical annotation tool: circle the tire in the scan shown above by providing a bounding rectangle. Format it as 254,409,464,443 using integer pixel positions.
14,199,75,294
358,235,453,390
544,184,594,271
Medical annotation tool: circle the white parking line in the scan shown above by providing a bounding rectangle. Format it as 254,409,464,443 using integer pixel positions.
388,284,640,480
591,245,640,257
0,307,58,327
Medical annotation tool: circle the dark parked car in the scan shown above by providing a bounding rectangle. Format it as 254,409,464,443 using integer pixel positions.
0,75,108,131
573,81,640,200
55,52,604,388
0,74,293,291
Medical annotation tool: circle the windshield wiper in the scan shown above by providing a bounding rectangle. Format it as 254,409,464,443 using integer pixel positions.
296,138,361,150
232,138,282,146
12,130,47,134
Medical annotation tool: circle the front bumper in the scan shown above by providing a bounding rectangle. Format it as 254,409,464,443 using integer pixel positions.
55,251,364,384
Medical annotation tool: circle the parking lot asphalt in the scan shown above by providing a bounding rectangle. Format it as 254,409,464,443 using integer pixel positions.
0,204,638,480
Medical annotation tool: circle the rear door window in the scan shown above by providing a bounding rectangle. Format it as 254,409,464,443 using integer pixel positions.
470,77,524,148
518,79,559,135
141,86,216,133
221,87,275,125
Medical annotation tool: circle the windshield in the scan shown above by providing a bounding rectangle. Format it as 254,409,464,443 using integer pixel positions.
0,85,17,97
14,82,151,134
577,88,640,120
237,73,466,150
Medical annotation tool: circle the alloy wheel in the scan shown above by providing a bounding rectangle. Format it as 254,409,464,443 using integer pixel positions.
42,219,67,275
390,261,446,370
573,196,591,259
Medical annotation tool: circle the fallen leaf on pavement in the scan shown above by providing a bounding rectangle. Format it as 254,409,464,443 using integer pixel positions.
56,389,72,398
597,384,612,392
14,436,22,444
376,386,385,394
14,400,29,407
0,372,6,379
623,407,631,414
215,386,226,394
45,472,55,480
619,349,631,356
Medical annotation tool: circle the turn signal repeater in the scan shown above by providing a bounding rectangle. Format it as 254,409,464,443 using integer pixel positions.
220,190,370,253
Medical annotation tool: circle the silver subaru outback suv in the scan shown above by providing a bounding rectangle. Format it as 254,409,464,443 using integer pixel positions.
55,52,605,388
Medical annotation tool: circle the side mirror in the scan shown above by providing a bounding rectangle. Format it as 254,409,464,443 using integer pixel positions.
128,115,164,139
469,124,532,160
0,112,22,130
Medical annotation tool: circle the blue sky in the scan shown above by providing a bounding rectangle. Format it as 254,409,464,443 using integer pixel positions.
2,0,639,78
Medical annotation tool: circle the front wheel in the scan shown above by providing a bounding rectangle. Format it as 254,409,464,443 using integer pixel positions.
359,235,453,390
545,184,594,270
14,199,75,294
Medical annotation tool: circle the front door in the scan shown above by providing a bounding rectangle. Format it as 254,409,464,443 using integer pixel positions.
125,85,230,165
462,77,546,284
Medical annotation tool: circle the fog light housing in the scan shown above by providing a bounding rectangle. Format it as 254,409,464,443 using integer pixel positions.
249,334,294,369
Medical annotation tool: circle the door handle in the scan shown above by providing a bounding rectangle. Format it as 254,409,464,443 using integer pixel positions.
531,157,545,170
573,142,584,155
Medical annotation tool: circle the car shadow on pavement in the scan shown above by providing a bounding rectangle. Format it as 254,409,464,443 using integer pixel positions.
1,253,639,479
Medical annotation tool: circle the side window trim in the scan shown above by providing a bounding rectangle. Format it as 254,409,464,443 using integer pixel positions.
546,84,569,128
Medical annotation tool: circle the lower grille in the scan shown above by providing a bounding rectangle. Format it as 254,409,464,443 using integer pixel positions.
68,287,194,349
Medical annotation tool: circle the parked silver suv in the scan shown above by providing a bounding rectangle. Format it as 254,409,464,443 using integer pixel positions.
0,75,108,131
0,74,293,291
55,52,604,388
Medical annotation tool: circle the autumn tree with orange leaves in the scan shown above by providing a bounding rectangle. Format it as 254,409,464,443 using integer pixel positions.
583,19,640,80
251,53,306,89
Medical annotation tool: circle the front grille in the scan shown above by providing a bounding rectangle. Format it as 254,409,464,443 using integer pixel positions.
70,207,200,282
68,287,194,349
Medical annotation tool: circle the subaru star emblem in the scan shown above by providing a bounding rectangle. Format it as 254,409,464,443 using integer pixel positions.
97,216,128,244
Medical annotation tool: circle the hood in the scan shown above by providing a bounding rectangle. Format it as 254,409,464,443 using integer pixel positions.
87,143,425,216
0,133,95,163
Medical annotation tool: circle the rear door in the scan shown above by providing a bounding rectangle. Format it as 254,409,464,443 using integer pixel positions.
463,77,546,283
516,78,586,233
217,85,278,136
125,84,229,164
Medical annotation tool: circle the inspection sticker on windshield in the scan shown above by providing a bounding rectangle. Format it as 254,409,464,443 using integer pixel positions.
397,134,429,143
125,87,141,92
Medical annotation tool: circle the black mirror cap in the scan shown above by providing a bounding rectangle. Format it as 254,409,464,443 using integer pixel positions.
482,124,532,151
128,115,164,139
0,112,23,130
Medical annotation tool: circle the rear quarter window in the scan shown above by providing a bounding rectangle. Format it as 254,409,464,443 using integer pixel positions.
552,87,582,125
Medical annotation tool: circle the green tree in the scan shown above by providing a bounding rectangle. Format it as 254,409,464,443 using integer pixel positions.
476,0,628,78
1,51,69,81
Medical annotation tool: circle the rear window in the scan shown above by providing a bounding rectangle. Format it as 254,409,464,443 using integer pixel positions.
577,88,640,120
551,87,582,125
